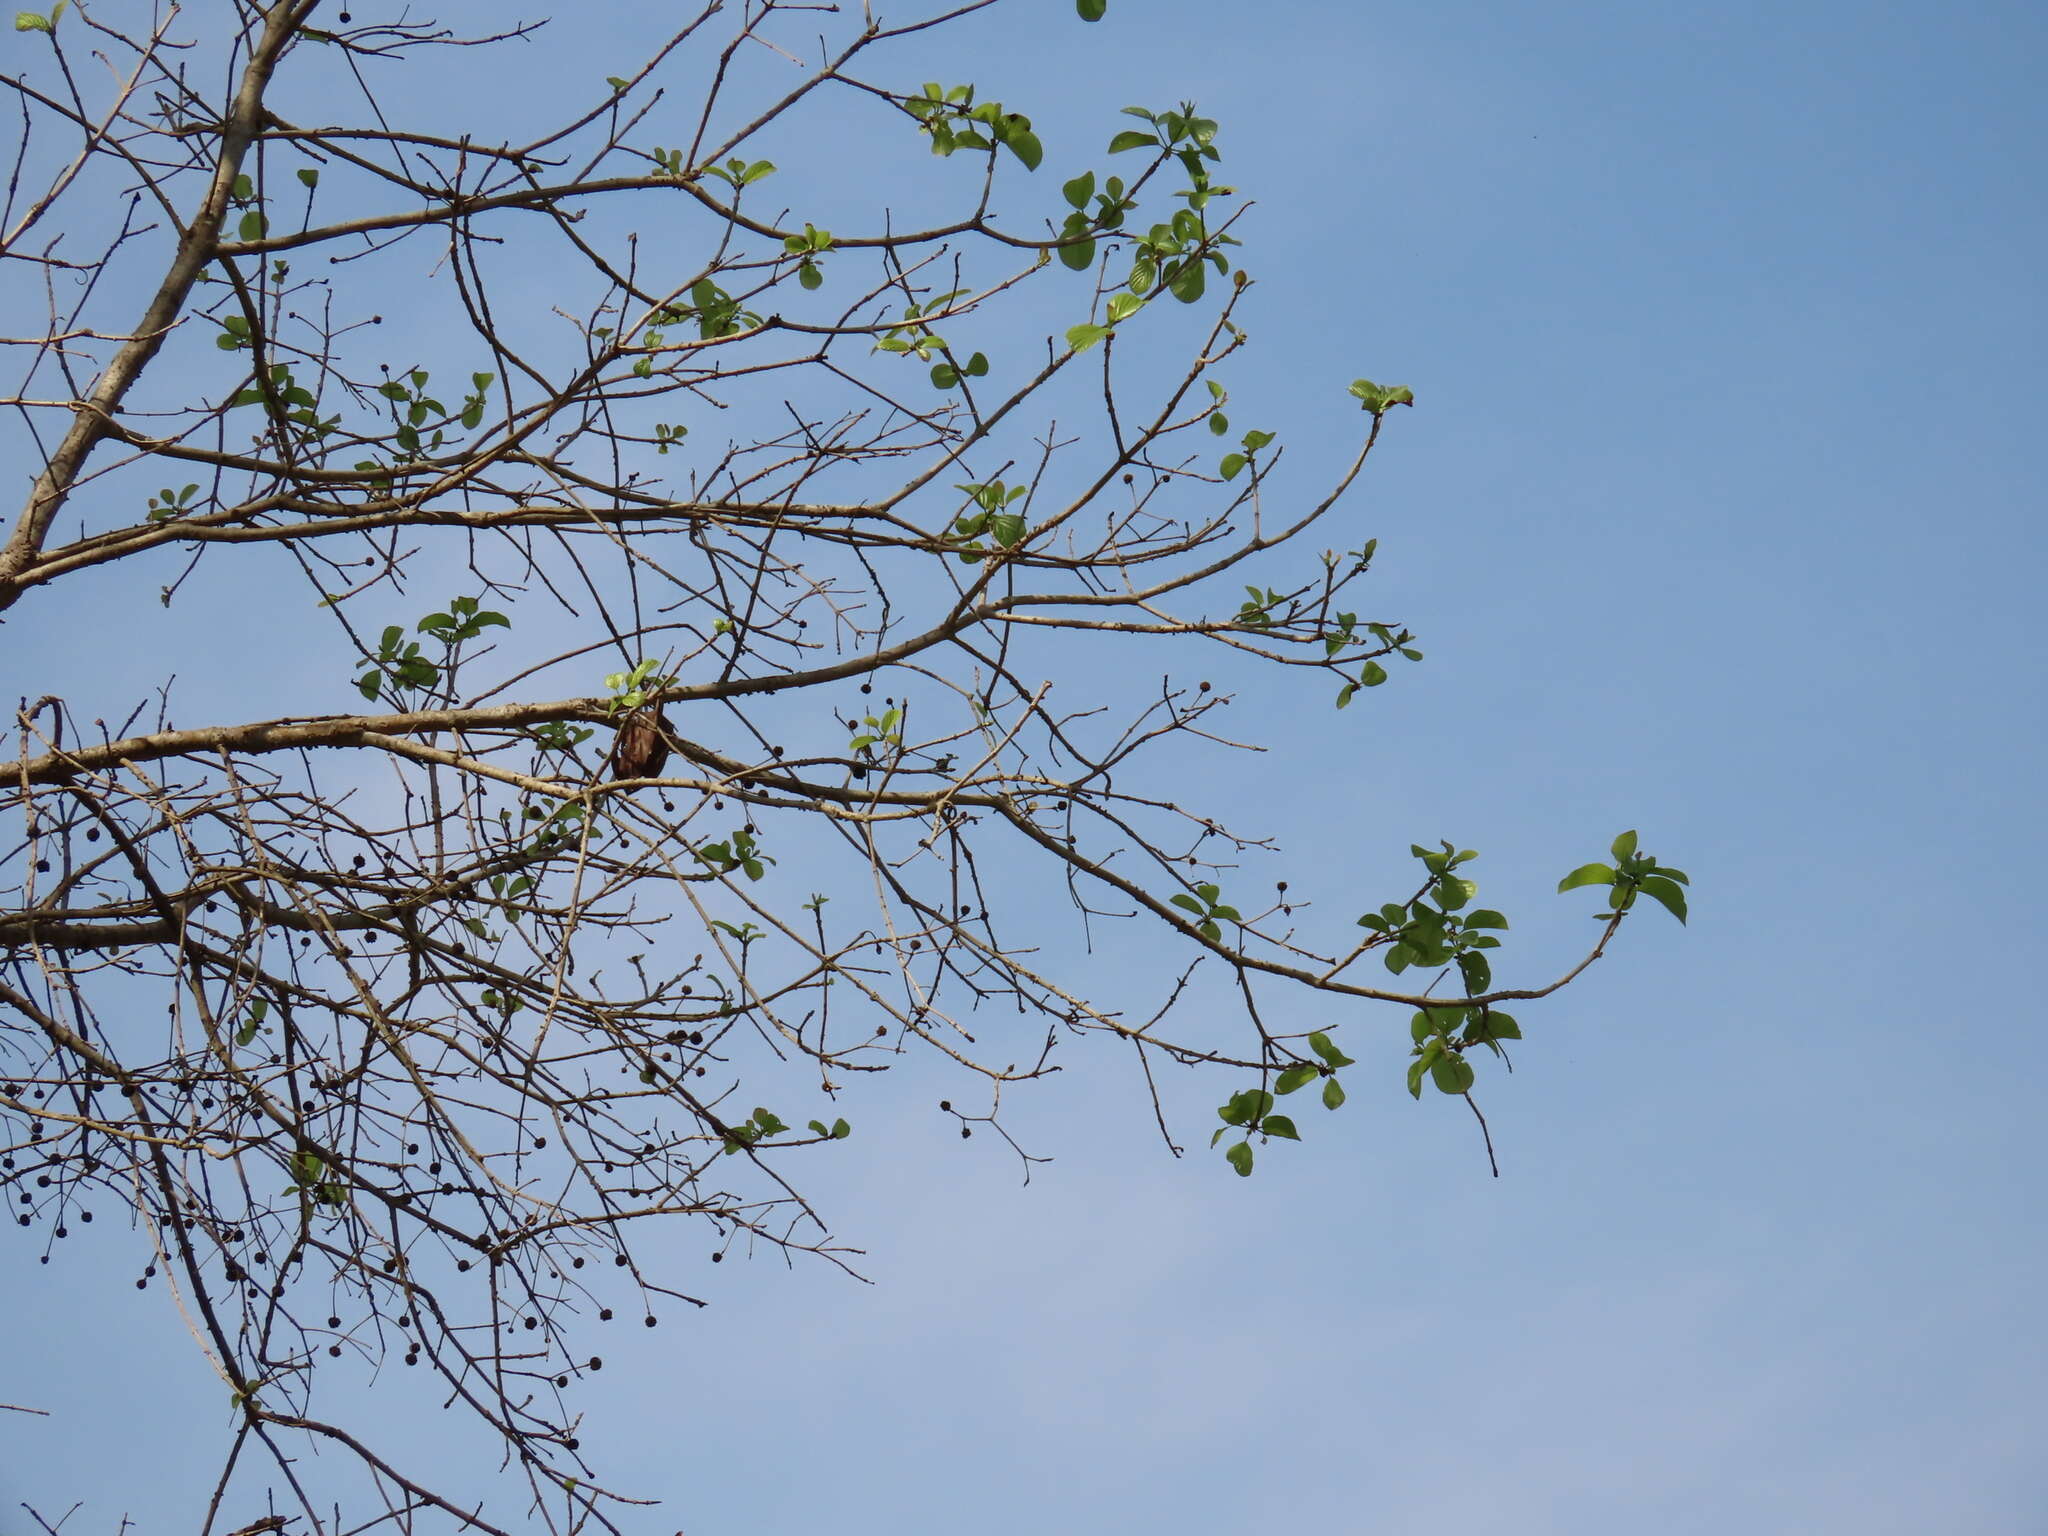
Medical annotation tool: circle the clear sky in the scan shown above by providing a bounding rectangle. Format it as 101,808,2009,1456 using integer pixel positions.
4,1,2044,1532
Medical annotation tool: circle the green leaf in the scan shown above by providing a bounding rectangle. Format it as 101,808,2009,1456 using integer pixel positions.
1058,234,1098,271
1004,129,1044,170
296,167,319,189
1464,908,1509,930
1076,0,1106,17
1347,379,1417,413
1410,1007,1464,1041
1469,1010,1520,1043
1062,171,1096,209
1262,1114,1300,1141
1274,1064,1319,1096
15,10,52,32
1558,862,1616,893
1639,875,1689,924
1224,1140,1253,1177
1611,829,1639,862
1457,950,1492,995
1219,452,1247,481
1106,130,1157,154
1066,322,1111,352
1307,1031,1354,1069
1406,1056,1428,1099
832,1119,851,1139
1321,1076,1346,1110
1431,1054,1476,1095
1107,291,1143,323
1360,660,1388,687
1217,1091,1253,1126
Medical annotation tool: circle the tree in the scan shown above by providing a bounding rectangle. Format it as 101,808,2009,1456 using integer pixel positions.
0,1,1687,1530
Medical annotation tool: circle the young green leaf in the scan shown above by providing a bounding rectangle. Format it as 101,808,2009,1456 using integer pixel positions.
1457,950,1492,995
1274,1064,1319,1095
1307,1031,1355,1069
1558,862,1616,892
1347,379,1416,414
1430,1054,1476,1095
1638,874,1689,924
1466,1010,1520,1043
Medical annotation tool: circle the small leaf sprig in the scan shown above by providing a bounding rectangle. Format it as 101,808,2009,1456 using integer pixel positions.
1559,829,1690,924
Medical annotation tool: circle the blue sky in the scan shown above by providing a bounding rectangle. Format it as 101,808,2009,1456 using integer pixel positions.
4,0,2044,1531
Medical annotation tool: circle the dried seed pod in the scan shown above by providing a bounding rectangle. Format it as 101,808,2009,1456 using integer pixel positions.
606,707,673,782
